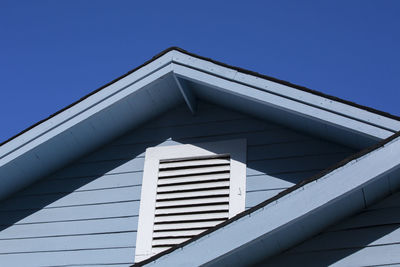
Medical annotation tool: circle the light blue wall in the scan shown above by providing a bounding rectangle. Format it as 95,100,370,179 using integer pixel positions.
0,102,356,266
262,190,400,266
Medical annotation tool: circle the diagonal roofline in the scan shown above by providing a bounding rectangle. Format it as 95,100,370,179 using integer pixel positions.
2,46,400,148
133,129,400,266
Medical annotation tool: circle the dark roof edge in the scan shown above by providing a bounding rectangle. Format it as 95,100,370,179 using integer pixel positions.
2,46,400,148
132,129,400,267
0,47,178,147
175,47,400,121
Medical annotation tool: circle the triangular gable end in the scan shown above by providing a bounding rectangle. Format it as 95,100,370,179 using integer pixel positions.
0,47,400,266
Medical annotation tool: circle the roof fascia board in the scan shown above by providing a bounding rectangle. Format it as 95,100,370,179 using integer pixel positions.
0,51,175,160
171,50,400,133
172,63,394,141
0,59,175,165
141,133,400,267
0,63,174,168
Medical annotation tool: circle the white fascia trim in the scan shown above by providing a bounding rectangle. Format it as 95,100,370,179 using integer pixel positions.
172,63,394,140
143,134,400,267
0,58,175,166
171,50,400,133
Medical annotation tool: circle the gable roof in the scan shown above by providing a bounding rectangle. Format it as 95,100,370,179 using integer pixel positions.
1,47,400,265
2,46,399,150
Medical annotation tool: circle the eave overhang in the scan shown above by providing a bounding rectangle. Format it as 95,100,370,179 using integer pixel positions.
1,47,399,202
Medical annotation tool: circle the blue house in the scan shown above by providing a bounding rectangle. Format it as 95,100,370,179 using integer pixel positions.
1,47,400,266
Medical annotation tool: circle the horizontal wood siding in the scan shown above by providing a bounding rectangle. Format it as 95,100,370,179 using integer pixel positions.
263,190,400,266
0,101,355,266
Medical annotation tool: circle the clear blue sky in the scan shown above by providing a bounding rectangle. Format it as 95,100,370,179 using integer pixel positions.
1,1,399,143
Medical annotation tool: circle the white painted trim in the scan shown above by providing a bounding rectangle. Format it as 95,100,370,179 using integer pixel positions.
142,134,400,267
135,139,246,263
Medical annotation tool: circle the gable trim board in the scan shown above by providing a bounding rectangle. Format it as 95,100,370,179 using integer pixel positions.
133,130,400,267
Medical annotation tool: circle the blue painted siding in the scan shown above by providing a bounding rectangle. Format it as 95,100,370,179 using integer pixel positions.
0,101,356,266
262,190,400,266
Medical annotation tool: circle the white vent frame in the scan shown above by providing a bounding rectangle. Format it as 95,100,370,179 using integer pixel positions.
135,139,247,262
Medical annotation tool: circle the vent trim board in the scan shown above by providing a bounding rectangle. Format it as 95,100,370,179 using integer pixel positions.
134,139,246,263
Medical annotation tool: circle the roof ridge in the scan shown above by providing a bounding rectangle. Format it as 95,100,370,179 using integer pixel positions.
1,46,399,148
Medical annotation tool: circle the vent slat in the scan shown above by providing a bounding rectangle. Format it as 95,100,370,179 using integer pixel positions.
156,189,229,200
155,197,229,208
153,220,224,231
158,165,230,178
155,209,228,217
159,158,230,169
157,185,229,195
158,170,230,180
154,212,228,223
160,154,229,163
155,204,229,215
157,181,230,193
153,229,205,238
157,173,230,185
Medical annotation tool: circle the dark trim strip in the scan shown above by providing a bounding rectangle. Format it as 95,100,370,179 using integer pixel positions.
153,235,196,240
157,178,230,187
157,170,229,180
154,227,209,233
155,201,229,210
155,209,229,217
159,163,230,172
157,186,229,195
160,154,230,163
156,194,229,202
154,218,227,225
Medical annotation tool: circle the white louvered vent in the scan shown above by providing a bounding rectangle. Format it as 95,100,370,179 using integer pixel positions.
153,154,231,253
135,139,246,263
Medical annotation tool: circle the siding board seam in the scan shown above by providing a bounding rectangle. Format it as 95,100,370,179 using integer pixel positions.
0,246,136,255
0,215,138,227
0,230,137,241
15,184,141,198
0,199,140,213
